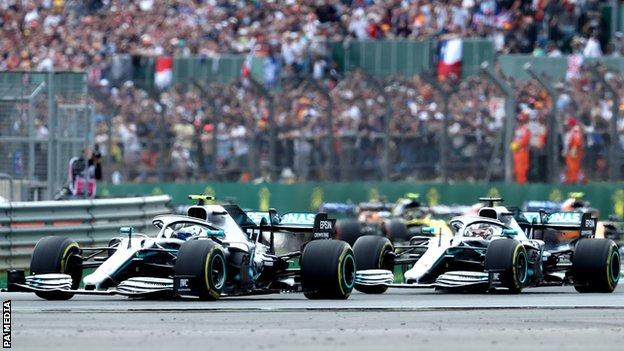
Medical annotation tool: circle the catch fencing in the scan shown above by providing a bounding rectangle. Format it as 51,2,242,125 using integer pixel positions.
0,71,92,201
92,70,511,183
94,62,624,183
0,195,171,271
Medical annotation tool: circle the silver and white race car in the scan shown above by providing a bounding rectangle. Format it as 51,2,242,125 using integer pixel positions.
7,195,356,300
352,198,620,294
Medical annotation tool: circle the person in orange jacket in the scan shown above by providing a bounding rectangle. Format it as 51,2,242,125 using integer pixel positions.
511,112,531,184
564,117,584,184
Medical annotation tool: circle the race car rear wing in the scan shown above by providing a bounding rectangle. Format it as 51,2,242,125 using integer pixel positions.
245,210,336,239
516,211,597,238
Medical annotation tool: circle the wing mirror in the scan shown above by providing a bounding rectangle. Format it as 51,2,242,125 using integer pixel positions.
421,227,436,235
206,229,225,237
120,227,134,248
502,229,517,237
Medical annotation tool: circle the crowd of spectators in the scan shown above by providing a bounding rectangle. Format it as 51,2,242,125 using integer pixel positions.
1,0,621,74
2,0,623,182
90,63,623,183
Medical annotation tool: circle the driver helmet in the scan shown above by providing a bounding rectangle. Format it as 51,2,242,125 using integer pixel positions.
467,223,493,239
174,225,204,241
174,231,193,241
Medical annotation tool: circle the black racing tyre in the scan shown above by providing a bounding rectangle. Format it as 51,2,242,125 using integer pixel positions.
352,235,394,294
174,240,227,300
301,240,355,299
572,239,620,293
334,219,363,247
485,239,528,294
30,236,82,300
383,219,410,242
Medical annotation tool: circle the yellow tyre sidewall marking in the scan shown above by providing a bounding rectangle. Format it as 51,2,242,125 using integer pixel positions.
605,243,618,290
511,245,526,290
60,243,79,273
337,246,353,297
204,246,222,300
379,242,392,268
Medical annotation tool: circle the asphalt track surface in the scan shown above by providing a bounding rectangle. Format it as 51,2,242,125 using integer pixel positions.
4,286,624,351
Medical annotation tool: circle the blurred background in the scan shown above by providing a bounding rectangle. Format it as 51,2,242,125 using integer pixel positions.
0,0,623,214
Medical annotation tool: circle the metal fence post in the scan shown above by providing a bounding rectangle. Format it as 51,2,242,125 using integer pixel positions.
46,71,57,199
249,76,277,180
301,77,337,180
159,99,168,182
90,87,119,181
326,80,336,180
192,80,218,179
589,64,621,181
525,64,559,183
359,72,392,180
421,73,452,182
481,62,515,183
144,88,167,182
27,87,36,183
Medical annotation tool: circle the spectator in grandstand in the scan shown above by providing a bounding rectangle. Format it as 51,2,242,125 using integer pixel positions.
0,0,615,75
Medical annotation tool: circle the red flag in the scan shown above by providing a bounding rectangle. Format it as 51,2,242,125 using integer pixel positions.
154,56,173,89
437,38,462,80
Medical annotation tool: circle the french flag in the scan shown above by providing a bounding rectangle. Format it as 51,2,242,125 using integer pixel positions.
154,56,173,89
437,37,462,80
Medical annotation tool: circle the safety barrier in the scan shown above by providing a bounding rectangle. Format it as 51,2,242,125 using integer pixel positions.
0,195,171,271
98,182,624,221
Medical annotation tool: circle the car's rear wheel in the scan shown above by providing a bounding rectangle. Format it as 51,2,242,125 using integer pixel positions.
301,240,355,299
572,238,620,293
485,239,528,294
334,219,363,247
174,240,226,300
30,236,82,300
383,219,410,242
353,235,394,294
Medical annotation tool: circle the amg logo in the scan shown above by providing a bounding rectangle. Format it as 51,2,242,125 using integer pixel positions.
2,300,10,349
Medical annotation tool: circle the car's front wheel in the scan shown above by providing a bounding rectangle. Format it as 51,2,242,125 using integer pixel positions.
301,240,355,299
485,239,528,294
174,240,227,300
30,236,82,300
353,235,394,294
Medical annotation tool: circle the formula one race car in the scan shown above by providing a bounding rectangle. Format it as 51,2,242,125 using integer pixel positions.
7,195,355,300
320,201,394,246
392,193,467,239
524,192,624,245
321,194,464,246
353,198,620,294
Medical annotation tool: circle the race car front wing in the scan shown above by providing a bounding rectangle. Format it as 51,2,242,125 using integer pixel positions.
355,269,491,289
7,271,174,298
